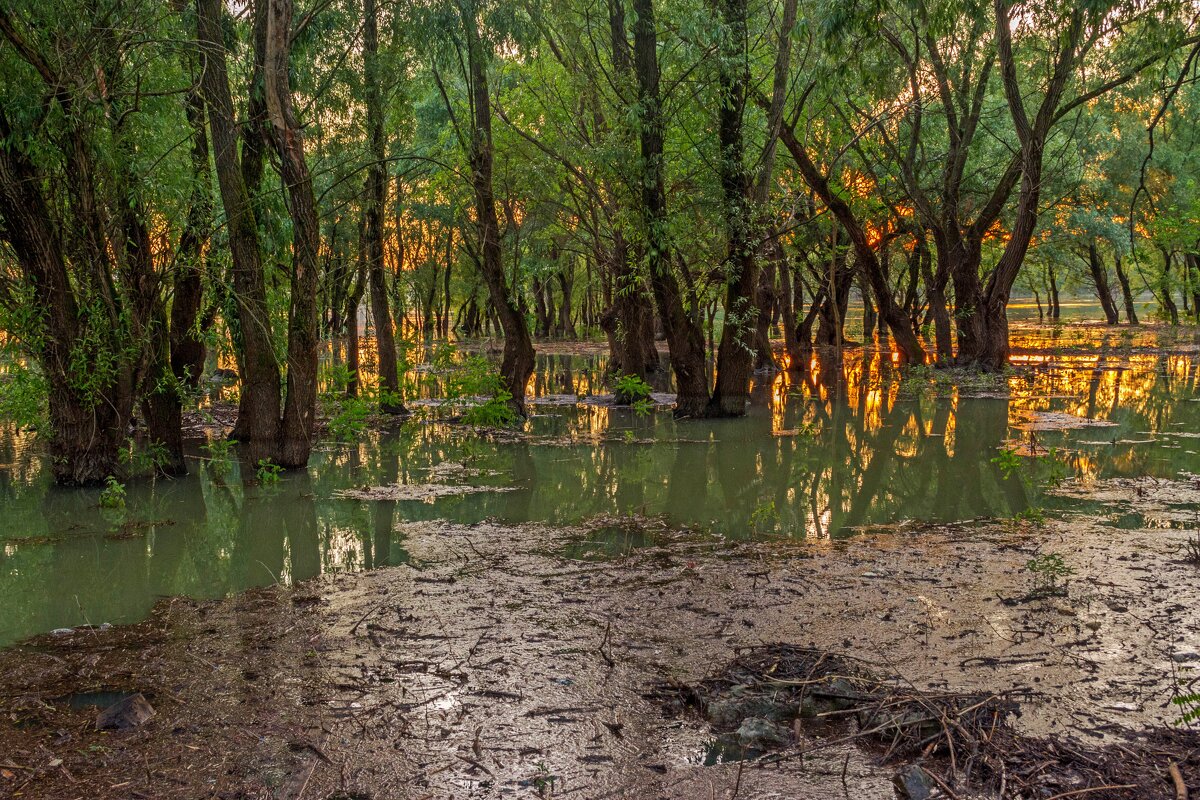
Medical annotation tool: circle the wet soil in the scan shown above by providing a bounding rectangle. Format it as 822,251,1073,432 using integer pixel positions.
2,501,1198,799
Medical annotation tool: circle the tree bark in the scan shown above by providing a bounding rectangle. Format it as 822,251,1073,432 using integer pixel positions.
364,0,406,414
1087,243,1120,325
707,0,758,417
462,2,535,411
263,0,321,468
631,0,709,417
197,0,282,463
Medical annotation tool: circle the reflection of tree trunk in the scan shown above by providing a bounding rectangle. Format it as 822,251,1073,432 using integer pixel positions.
284,472,321,582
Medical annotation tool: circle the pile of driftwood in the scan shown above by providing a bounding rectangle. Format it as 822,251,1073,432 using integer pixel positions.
654,644,1198,799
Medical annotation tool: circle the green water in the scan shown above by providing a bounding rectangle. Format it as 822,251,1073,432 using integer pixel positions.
1,326,1198,645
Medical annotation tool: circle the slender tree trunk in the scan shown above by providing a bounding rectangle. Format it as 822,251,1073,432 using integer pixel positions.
363,0,406,414
708,0,757,417
1048,265,1061,320
631,0,709,417
263,0,320,468
1088,242,1120,325
171,84,212,391
1108,253,1137,326
197,0,281,463
463,4,535,411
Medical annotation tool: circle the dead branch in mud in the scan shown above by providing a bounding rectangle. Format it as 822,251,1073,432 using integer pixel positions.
654,643,1200,800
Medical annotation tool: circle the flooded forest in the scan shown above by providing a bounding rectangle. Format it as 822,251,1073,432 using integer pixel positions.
1,0,1200,798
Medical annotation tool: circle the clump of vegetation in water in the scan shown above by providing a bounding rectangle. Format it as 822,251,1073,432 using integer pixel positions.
255,459,283,485
614,374,654,415
898,365,1012,399
992,446,1023,479
98,476,126,509
202,437,235,479
119,437,171,477
326,397,370,440
441,354,521,427
1025,552,1074,597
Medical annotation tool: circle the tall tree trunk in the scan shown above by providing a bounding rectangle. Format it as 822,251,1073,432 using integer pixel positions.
263,0,320,467
1088,242,1120,325
708,0,757,417
463,3,535,411
197,0,281,463
631,0,709,417
1048,265,1061,320
0,112,130,484
364,0,406,414
968,0,1085,370
170,84,212,392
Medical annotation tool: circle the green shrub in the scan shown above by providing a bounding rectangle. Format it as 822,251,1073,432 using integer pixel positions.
99,476,127,509
256,459,283,485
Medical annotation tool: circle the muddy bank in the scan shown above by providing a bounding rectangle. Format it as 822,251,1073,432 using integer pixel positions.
1,509,1198,799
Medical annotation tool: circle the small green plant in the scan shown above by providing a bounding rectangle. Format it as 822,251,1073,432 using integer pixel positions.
202,437,235,477
120,437,170,476
328,397,370,439
1173,687,1200,723
991,447,1022,480
622,429,636,443
99,476,126,509
256,459,283,485
462,392,521,427
749,499,780,534
1025,552,1074,597
530,761,557,796
1036,447,1071,489
614,373,652,406
1013,506,1047,527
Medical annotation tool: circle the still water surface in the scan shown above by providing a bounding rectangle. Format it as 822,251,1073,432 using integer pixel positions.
1,322,1198,645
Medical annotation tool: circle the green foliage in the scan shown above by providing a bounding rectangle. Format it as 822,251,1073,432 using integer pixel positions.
327,397,370,440
1012,506,1047,527
615,374,652,402
1025,552,1074,597
991,447,1023,480
255,459,283,485
0,362,48,432
749,499,780,534
1035,448,1070,489
439,354,521,427
614,374,654,416
462,392,521,427
120,438,170,476
1173,690,1200,724
98,476,126,509
202,437,235,478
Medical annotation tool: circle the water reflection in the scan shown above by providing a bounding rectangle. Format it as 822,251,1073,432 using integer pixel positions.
0,323,1198,644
